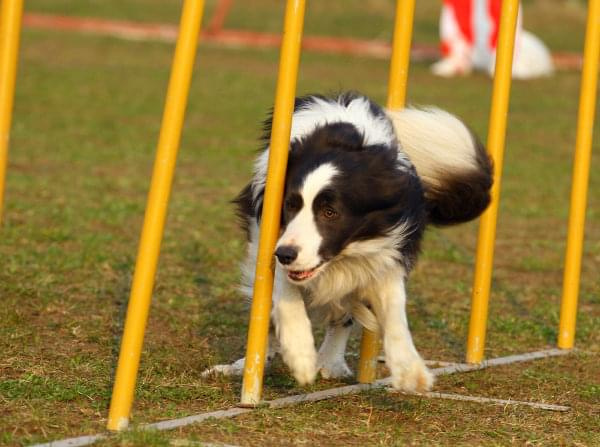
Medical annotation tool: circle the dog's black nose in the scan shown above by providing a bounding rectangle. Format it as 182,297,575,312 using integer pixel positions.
275,245,298,265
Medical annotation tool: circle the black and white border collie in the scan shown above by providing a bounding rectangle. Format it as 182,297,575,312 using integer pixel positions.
207,92,492,392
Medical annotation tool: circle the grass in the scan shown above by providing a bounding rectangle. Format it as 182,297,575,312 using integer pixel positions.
1,0,599,446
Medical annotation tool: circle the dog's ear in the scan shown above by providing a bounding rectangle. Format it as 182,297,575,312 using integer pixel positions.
348,166,426,266
338,145,421,210
232,183,255,241
339,149,426,236
356,169,424,220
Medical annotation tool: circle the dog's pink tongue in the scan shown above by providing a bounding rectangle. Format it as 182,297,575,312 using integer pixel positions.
290,269,313,280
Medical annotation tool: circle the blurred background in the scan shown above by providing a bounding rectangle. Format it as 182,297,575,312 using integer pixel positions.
1,1,598,446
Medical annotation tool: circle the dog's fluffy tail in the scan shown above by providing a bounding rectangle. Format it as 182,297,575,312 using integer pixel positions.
386,107,493,226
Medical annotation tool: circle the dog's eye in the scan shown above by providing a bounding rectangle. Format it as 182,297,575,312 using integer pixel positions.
321,207,338,220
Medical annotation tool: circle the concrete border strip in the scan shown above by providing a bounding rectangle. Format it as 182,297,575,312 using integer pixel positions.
411,391,570,412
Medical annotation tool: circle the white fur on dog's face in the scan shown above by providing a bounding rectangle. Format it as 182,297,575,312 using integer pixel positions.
275,163,338,282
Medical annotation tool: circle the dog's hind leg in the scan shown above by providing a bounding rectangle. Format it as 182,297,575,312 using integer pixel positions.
201,327,279,378
375,271,434,392
317,318,354,379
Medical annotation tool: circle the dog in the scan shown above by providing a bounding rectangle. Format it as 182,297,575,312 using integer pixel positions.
205,92,492,392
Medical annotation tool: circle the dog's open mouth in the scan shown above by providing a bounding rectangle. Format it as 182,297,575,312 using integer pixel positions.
287,262,324,282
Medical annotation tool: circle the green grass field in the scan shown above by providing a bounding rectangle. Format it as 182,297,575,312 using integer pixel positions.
1,0,599,445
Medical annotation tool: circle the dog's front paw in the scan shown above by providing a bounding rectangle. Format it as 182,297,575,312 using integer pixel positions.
318,357,353,379
283,349,317,385
390,359,434,393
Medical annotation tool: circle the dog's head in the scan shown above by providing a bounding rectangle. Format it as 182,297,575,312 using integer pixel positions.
274,122,425,284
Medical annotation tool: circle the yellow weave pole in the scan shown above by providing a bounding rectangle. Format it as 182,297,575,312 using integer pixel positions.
357,0,415,384
466,0,519,364
558,0,600,350
240,0,306,406
0,0,24,225
107,0,205,431
386,0,415,110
